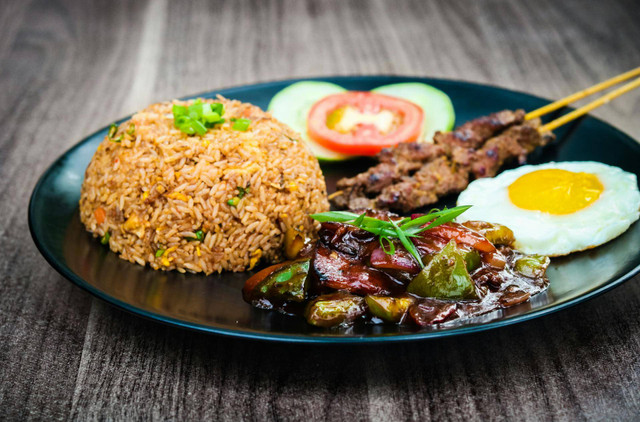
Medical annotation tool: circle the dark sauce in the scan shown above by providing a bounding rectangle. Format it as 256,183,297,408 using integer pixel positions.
243,211,550,328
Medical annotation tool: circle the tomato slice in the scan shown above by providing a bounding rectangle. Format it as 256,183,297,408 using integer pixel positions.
307,91,424,156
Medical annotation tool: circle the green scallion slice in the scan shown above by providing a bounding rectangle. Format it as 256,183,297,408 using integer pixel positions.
191,119,207,135
232,118,251,131
237,185,250,199
107,123,118,139
379,236,396,255
310,205,472,268
172,104,187,116
211,103,224,115
100,232,110,245
172,99,227,136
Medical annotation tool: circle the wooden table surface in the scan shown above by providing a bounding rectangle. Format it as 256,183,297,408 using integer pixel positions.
2,0,640,420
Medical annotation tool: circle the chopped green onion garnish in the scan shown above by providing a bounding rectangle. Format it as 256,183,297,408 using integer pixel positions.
127,124,136,136
172,99,225,136
232,118,251,131
186,229,205,242
204,118,225,129
310,205,472,268
173,104,187,116
203,111,221,123
174,115,189,125
155,248,165,258
237,185,250,199
227,197,240,207
189,102,203,117
389,218,423,268
211,103,224,115
107,123,123,142
379,236,395,255
107,123,118,139
100,232,110,245
191,119,207,135
353,212,366,227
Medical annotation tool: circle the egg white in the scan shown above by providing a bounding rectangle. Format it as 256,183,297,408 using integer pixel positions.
456,161,640,256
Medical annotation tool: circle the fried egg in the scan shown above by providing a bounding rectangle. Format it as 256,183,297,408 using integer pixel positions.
456,161,640,256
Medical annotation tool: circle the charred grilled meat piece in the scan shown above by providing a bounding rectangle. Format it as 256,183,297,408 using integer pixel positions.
333,110,525,210
470,118,555,178
331,109,556,212
377,142,448,168
433,109,525,150
376,157,469,212
381,121,554,211
332,143,446,209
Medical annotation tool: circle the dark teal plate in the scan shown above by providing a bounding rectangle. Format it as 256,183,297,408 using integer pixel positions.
29,76,640,343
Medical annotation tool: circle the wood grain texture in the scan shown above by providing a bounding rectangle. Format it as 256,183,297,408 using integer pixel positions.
1,0,639,420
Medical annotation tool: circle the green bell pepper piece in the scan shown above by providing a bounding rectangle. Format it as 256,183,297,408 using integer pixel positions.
255,259,310,302
407,240,479,300
464,249,481,272
462,221,515,246
365,295,416,323
514,255,550,278
305,292,366,327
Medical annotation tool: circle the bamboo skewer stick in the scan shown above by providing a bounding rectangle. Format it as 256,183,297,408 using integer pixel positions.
526,66,640,120
327,190,344,200
539,76,640,133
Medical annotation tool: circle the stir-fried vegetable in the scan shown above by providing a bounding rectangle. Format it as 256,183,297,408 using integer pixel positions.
311,205,471,268
365,295,416,323
305,292,366,327
243,208,551,328
514,255,550,278
461,221,515,246
243,259,311,304
407,240,479,300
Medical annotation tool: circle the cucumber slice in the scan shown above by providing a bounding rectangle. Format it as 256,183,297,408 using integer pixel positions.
372,83,455,141
267,81,351,161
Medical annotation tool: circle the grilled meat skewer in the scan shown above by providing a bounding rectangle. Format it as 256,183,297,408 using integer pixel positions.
332,109,555,212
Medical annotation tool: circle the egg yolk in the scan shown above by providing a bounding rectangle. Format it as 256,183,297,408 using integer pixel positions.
508,169,604,214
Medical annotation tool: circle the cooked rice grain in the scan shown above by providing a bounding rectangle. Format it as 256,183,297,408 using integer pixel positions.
79,98,329,274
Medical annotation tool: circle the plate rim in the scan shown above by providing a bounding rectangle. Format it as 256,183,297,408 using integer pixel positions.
28,74,640,343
